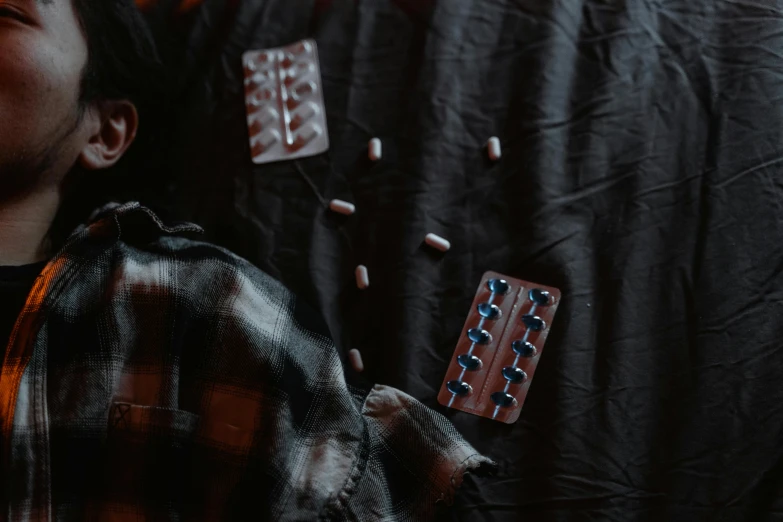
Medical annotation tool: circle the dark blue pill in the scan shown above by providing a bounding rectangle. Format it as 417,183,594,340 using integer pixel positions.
477,303,501,320
447,380,472,396
487,279,510,295
467,328,492,345
457,354,482,371
502,366,527,384
491,391,517,408
512,340,537,358
529,288,551,307
522,315,545,331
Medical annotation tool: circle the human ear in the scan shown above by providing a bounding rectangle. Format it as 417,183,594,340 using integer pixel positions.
77,100,139,171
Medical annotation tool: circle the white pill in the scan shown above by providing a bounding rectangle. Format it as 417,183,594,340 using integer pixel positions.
368,138,382,161
425,233,451,252
329,199,356,216
355,265,370,290
487,136,502,161
348,349,365,373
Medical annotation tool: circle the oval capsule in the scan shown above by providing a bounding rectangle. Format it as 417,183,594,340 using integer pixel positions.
477,303,501,320
467,328,491,345
447,380,472,397
491,391,517,408
529,288,551,307
487,279,510,295
502,366,527,384
511,340,537,358
457,354,482,371
522,315,546,331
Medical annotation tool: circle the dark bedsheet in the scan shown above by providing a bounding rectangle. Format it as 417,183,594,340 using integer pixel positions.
140,0,783,520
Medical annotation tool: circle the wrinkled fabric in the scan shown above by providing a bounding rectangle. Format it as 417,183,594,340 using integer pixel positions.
0,202,492,521
136,0,783,520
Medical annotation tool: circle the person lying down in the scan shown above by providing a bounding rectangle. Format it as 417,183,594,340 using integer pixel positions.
0,0,492,519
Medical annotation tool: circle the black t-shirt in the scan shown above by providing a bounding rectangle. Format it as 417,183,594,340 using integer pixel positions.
0,260,48,352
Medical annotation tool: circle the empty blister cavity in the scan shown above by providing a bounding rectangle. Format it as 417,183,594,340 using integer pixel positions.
285,62,315,85
291,40,313,55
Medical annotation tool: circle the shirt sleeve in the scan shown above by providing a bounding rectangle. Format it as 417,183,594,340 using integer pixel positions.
322,384,496,521
199,255,495,520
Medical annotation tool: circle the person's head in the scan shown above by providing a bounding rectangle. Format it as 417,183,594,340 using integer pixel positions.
0,0,166,250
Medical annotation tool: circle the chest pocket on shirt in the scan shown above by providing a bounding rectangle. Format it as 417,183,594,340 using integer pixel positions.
91,402,255,519
91,402,201,517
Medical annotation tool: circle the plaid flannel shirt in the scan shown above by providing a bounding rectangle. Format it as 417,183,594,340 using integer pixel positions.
0,201,493,521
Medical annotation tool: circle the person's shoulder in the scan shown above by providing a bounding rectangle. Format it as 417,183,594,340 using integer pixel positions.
135,235,289,304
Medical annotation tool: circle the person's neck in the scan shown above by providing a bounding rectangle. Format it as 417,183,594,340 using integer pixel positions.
0,191,59,266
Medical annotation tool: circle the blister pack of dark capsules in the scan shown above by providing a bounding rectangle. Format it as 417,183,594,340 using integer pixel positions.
242,39,330,164
438,272,561,424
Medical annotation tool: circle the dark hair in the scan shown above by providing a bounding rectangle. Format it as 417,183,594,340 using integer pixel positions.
47,0,171,251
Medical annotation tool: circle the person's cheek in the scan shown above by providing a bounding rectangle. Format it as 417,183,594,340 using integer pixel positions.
0,37,80,147
0,38,47,147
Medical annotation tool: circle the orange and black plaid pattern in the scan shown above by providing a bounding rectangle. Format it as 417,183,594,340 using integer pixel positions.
0,202,493,521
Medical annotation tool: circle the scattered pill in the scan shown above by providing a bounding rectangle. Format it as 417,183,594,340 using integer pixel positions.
487,136,502,161
348,349,364,373
329,199,356,216
368,138,382,161
425,233,451,252
355,265,370,290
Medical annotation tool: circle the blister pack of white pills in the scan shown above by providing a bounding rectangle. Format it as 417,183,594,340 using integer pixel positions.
242,39,330,164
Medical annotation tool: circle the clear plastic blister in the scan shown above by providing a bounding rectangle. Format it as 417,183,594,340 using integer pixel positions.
242,39,330,164
438,272,561,424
